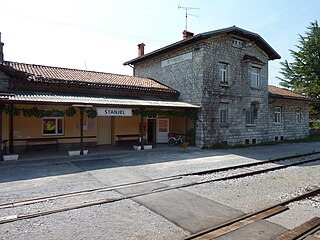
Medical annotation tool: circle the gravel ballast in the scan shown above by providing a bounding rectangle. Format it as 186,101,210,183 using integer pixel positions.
0,142,320,239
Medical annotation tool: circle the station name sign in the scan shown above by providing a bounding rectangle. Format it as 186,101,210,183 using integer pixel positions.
96,108,132,117
161,52,192,68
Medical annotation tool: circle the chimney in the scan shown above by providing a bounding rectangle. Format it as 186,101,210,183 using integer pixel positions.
183,30,194,39
138,43,145,57
0,33,4,63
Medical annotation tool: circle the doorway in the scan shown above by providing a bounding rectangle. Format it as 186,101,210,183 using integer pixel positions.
147,118,156,144
97,116,111,145
157,118,169,143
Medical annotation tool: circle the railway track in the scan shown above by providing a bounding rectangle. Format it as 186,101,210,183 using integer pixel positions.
0,151,319,225
183,188,320,240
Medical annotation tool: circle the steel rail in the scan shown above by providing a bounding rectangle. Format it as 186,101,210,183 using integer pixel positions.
0,152,320,209
0,157,319,225
1,151,319,210
183,188,320,240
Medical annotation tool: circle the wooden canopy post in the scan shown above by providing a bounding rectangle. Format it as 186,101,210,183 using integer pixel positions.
72,104,92,155
9,104,13,153
139,108,144,150
79,107,85,155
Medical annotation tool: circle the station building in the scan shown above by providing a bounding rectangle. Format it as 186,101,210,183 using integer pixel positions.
124,26,310,147
0,35,198,157
0,26,311,158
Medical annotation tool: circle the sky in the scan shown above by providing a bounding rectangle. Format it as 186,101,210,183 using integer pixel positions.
0,0,319,86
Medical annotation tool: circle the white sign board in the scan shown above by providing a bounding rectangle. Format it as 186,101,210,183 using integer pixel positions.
161,52,192,67
97,108,132,117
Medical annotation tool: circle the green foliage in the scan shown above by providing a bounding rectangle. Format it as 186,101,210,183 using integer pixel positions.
4,105,20,116
2,105,78,118
65,107,77,117
278,21,320,99
22,107,44,118
86,108,97,118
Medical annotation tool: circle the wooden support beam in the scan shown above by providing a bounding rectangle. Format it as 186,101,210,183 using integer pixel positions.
79,107,85,155
275,217,320,240
9,104,13,153
140,109,144,150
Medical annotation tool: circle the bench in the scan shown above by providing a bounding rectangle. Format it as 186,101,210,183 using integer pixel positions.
116,134,146,145
4,136,96,153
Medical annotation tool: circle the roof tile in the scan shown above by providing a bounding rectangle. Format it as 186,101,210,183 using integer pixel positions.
268,85,308,100
2,61,178,94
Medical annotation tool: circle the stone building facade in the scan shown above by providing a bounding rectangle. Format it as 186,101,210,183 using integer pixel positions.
124,26,310,147
268,86,309,141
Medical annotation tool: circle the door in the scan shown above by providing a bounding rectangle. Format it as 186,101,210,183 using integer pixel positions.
97,116,111,145
157,118,169,143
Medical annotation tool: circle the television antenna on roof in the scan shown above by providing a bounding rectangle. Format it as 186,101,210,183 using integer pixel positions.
178,5,200,31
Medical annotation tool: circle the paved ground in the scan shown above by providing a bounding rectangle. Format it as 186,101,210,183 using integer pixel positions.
0,142,319,239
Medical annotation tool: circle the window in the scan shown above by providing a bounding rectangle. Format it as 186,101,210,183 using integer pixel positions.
219,62,228,83
245,110,254,124
246,102,259,125
274,107,281,123
251,67,260,88
220,103,228,124
42,117,64,135
296,108,302,123
232,39,243,48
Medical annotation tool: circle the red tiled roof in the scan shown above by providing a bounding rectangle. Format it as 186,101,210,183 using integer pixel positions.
268,85,309,101
1,61,178,94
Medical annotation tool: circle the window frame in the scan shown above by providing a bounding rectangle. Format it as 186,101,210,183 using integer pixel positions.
295,108,302,123
245,109,255,125
250,66,260,88
220,103,229,124
274,107,282,123
219,62,228,84
42,117,64,136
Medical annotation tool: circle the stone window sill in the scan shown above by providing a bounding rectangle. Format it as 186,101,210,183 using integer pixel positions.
220,123,230,127
219,82,229,87
250,86,262,90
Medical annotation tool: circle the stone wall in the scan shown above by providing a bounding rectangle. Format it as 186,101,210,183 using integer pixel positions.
134,44,204,105
268,98,309,141
132,34,308,147
198,35,270,146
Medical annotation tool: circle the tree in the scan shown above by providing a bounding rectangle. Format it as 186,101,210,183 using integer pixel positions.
278,20,320,99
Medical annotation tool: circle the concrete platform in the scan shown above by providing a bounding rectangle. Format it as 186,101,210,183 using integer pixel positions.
71,158,288,237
